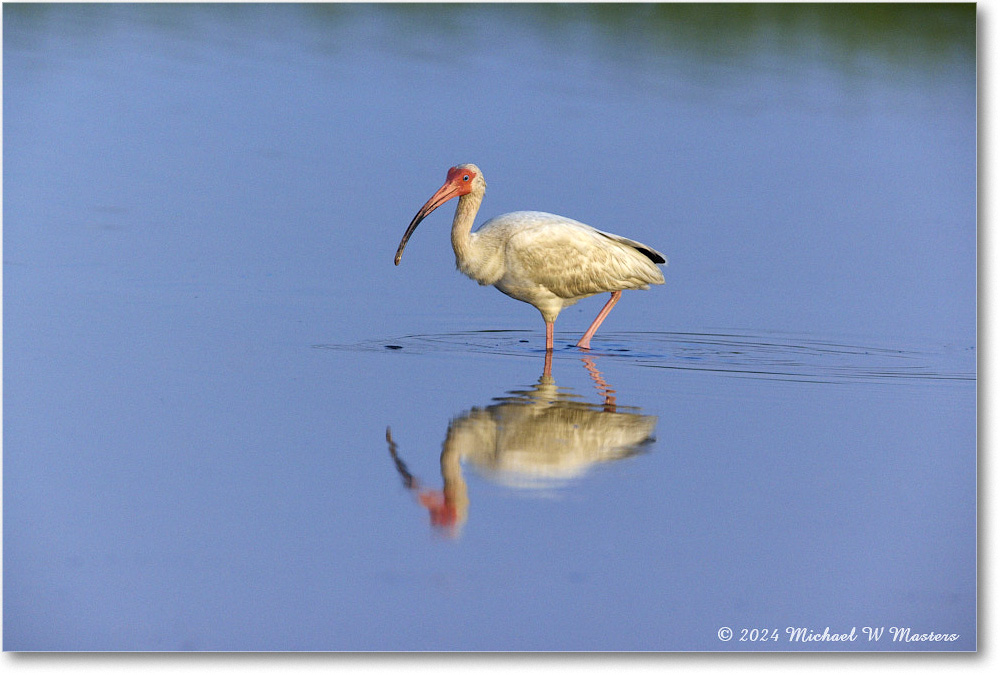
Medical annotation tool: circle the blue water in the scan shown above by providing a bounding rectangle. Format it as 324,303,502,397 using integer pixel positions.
3,3,976,651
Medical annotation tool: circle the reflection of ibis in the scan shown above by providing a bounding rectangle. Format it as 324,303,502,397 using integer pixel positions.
384,357,657,536
394,164,667,351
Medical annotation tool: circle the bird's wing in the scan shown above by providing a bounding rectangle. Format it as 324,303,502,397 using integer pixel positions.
501,215,665,299
590,227,667,265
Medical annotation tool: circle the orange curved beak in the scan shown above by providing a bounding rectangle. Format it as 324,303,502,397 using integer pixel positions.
394,180,463,266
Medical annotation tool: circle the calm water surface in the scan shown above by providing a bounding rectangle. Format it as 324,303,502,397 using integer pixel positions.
3,4,976,650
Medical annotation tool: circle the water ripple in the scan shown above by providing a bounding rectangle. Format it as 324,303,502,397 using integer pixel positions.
315,330,975,385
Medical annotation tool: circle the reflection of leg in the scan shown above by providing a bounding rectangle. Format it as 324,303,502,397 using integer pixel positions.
576,291,622,350
582,356,617,412
543,348,553,379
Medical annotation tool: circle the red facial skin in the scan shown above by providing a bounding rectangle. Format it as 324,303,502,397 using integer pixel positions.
395,166,478,265
444,165,477,195
418,489,458,528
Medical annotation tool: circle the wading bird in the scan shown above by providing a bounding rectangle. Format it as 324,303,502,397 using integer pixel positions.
394,164,666,350
384,355,656,536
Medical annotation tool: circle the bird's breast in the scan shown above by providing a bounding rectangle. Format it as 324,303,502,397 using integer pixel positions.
454,230,506,287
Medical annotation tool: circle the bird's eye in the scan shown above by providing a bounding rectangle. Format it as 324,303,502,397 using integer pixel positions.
463,175,470,181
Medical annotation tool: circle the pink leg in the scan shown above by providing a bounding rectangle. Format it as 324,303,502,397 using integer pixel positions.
545,321,554,351
582,356,617,411
576,291,622,350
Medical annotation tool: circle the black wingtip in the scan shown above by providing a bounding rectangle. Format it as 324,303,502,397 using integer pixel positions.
638,247,666,264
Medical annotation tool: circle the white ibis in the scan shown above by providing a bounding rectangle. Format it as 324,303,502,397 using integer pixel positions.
385,357,656,535
394,164,667,350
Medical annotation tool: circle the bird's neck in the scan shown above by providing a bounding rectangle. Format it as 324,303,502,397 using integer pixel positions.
440,441,468,529
450,189,483,265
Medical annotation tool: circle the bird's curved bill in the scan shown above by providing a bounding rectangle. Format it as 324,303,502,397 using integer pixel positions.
394,182,460,265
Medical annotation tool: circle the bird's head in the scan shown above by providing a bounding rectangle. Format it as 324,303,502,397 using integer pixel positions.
394,164,485,266
445,164,485,194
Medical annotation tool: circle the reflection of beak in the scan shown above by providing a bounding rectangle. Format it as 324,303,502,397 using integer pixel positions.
394,181,462,265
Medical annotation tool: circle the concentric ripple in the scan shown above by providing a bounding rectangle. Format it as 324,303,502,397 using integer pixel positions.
315,330,975,385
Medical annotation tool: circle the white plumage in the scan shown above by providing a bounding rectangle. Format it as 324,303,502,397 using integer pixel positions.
385,358,657,534
395,164,666,350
